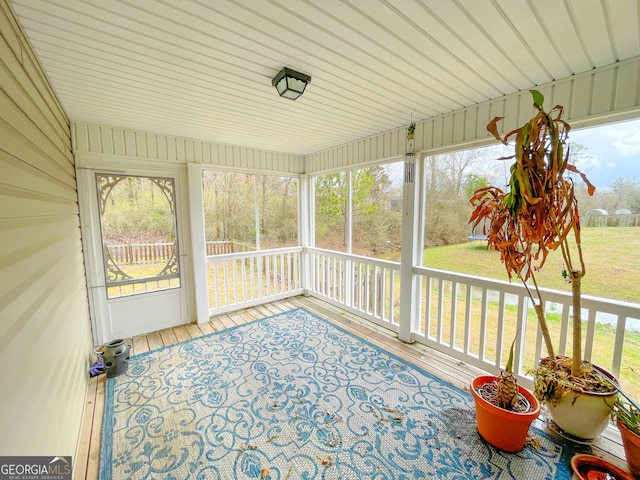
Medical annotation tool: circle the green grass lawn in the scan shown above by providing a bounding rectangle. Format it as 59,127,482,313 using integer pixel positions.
423,227,640,303
419,226,640,398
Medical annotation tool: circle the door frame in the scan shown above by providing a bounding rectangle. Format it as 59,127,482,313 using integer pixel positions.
77,157,193,345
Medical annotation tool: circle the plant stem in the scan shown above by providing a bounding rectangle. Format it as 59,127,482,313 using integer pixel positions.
534,303,555,360
521,271,556,361
571,271,582,376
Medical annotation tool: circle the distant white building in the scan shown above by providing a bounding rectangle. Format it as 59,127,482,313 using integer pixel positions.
585,208,608,216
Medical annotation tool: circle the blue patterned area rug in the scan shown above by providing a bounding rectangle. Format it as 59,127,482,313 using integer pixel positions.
100,307,575,479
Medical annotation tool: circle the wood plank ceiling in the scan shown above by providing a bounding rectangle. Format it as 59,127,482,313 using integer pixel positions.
9,0,640,156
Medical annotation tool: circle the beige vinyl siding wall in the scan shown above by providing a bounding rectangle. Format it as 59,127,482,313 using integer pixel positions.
0,0,92,461
305,56,640,173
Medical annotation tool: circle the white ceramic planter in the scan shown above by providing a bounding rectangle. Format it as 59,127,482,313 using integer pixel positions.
547,386,617,439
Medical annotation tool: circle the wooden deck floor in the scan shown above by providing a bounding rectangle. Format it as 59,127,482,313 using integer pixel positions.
75,295,628,479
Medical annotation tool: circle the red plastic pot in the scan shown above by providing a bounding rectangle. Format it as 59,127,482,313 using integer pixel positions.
618,419,640,479
471,375,540,452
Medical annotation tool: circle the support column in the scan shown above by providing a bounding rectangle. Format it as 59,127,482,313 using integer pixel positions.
299,174,313,295
187,163,209,324
398,153,422,343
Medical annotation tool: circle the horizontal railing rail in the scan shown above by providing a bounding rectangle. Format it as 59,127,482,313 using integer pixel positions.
206,246,303,315
307,247,401,332
413,266,640,393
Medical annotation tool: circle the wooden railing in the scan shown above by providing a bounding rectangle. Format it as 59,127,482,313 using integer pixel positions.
307,248,401,332
413,266,640,394
203,246,640,396
206,247,303,314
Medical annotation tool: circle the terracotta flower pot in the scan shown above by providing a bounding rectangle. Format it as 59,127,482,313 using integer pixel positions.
471,375,540,452
618,419,640,479
571,454,636,480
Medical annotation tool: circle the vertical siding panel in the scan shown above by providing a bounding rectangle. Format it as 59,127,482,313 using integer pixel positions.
381,132,389,158
552,81,573,114
184,139,194,162
260,151,267,171
238,146,245,169
252,149,259,170
464,107,478,142
453,111,465,143
124,130,137,156
571,76,593,118
74,122,89,153
87,124,101,153
157,135,168,160
504,96,520,132
203,142,212,164
0,0,92,463
442,114,454,146
432,117,444,148
377,134,384,160
166,136,177,161
146,133,158,159
175,138,185,162
210,143,219,165
357,139,364,163
262,151,269,171
388,130,398,158
476,103,490,140
364,134,372,161
194,141,203,163
220,144,228,166
517,92,533,126
592,68,616,115
112,128,126,156
423,119,433,150
135,132,147,157
615,62,640,110
489,99,506,134
99,126,114,155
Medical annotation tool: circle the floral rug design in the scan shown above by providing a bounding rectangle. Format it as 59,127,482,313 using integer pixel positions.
100,307,574,479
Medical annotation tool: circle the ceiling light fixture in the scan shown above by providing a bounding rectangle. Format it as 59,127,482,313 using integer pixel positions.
272,67,311,100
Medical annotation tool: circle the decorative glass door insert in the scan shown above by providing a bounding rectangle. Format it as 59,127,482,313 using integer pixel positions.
96,174,180,299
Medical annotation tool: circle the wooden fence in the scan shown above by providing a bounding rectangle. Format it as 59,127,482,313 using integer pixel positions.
107,242,175,265
107,240,255,265
584,213,639,227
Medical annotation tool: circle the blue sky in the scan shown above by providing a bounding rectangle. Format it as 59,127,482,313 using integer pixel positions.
570,118,640,189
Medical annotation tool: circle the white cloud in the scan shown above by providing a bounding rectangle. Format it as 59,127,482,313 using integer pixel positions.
606,161,616,168
577,154,601,172
611,128,640,157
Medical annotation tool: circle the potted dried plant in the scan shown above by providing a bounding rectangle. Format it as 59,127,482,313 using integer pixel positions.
610,373,640,477
471,336,540,452
469,90,617,440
